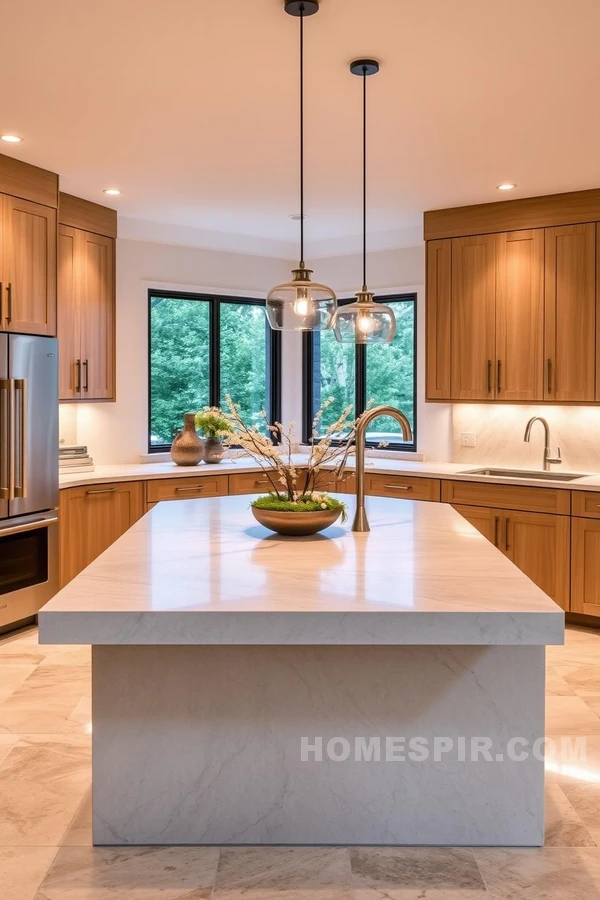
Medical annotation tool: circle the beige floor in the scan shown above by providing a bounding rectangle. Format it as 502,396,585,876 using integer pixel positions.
2,628,600,899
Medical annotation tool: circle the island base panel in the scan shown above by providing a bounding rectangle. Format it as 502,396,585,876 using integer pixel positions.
92,644,545,846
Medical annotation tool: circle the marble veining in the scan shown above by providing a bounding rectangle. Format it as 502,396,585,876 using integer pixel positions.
39,495,563,647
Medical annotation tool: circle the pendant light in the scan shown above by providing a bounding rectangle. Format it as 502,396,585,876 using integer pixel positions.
334,60,396,344
265,0,337,332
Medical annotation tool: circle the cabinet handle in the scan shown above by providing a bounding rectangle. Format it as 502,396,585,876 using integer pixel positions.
6,283,12,323
487,360,493,393
86,487,116,495
494,515,500,547
0,282,3,324
505,517,510,551
547,358,553,394
83,359,89,393
383,483,412,491
175,485,205,493
75,359,82,393
497,360,502,393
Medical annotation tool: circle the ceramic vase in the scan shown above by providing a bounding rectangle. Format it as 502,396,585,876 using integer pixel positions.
203,437,225,464
170,414,204,466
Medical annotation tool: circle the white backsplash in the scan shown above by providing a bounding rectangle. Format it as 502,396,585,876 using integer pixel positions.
58,404,78,446
452,405,600,472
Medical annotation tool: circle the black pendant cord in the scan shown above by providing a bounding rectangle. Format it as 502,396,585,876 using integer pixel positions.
362,66,367,291
299,7,305,267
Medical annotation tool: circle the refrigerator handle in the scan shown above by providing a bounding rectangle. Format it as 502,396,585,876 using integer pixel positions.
0,379,12,500
13,379,27,499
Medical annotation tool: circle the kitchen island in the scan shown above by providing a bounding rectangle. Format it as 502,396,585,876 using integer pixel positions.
38,494,564,846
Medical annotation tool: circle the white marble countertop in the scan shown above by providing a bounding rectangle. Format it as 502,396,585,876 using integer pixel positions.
39,494,564,647
58,456,600,493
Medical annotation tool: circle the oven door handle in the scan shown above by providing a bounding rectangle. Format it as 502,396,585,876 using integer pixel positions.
0,514,58,537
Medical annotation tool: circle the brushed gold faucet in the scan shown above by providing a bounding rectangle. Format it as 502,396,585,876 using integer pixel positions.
523,416,562,472
337,405,413,532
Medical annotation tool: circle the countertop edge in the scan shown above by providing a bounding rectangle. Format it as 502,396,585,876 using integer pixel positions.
37,609,565,647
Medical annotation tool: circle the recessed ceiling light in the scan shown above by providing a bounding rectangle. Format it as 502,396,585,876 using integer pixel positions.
497,183,517,191
289,213,308,220
1,134,23,143
103,188,121,196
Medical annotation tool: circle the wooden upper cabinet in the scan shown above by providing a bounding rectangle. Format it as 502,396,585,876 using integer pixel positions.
544,223,596,402
495,230,544,401
1,195,56,335
57,226,81,399
425,239,451,399
79,231,115,400
450,234,496,399
57,194,116,402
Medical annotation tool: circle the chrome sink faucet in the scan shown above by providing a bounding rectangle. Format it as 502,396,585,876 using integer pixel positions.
523,416,562,472
337,405,413,532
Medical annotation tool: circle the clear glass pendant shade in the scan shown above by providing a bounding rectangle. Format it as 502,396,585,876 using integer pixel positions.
266,266,337,331
333,290,396,344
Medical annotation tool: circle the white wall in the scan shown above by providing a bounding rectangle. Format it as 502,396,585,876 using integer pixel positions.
63,238,453,464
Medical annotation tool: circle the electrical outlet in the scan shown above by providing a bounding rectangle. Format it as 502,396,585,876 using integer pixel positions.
461,432,477,448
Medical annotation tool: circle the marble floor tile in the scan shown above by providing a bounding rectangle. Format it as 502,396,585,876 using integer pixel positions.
553,665,600,696
34,846,219,899
60,789,92,846
544,784,597,846
0,846,59,900
0,665,90,734
212,847,353,899
544,734,600,783
350,847,486,899
546,695,600,735
0,736,90,845
561,783,600,831
0,733,19,765
473,848,600,899
545,668,574,696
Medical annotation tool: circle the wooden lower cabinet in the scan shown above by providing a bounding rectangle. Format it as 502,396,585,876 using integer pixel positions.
452,504,499,544
571,517,600,616
366,474,440,501
147,475,227,503
451,503,571,610
59,481,145,587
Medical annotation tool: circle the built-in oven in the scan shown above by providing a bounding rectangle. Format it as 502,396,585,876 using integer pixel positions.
0,511,58,633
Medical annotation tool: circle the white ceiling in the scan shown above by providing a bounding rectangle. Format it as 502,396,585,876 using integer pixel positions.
2,0,600,258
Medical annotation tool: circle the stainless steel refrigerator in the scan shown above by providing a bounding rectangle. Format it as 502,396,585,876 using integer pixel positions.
0,334,58,632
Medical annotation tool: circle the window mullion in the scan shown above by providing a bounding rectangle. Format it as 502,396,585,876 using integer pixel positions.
356,343,367,417
210,298,221,408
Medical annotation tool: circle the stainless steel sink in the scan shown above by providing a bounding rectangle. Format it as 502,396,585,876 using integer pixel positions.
462,468,586,482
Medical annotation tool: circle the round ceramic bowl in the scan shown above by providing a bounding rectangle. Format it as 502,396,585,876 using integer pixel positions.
251,506,342,536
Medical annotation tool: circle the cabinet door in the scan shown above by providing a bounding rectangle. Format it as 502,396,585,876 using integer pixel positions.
451,504,500,546
57,225,81,400
571,517,600,617
450,234,496,399
503,510,570,610
495,229,544,401
59,481,144,586
425,239,451,399
79,231,115,400
2,195,57,335
544,223,596,401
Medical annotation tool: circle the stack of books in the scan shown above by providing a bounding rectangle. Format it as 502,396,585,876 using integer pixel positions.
59,444,95,474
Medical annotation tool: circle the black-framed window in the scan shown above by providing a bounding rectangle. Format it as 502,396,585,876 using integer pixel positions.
303,293,417,451
148,290,281,452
